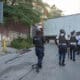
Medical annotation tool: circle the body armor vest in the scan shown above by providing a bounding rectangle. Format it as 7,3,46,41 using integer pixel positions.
70,36,76,42
59,35,66,44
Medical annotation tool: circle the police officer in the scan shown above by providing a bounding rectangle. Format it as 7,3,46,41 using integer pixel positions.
67,35,70,58
33,29,45,72
70,31,77,61
57,29,67,66
76,32,80,55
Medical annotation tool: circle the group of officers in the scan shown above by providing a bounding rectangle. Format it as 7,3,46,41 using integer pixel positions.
56,29,80,66
33,28,80,72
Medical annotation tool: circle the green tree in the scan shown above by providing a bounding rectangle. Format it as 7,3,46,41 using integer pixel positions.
32,1,49,21
3,0,42,26
48,5,62,18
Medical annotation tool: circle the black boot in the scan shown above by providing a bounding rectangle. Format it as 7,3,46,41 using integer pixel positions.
36,66,40,73
62,63,65,66
59,62,62,66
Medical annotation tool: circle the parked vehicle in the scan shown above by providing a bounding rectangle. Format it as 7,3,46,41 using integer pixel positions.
43,14,80,43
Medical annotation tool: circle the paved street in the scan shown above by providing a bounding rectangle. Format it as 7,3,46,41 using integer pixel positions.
0,43,80,80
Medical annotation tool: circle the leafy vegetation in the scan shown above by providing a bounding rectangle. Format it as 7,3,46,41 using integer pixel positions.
2,0,63,49
10,37,33,49
3,0,63,26
3,1,42,26
47,5,63,19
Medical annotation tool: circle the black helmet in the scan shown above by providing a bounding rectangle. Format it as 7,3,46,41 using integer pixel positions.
36,28,41,32
60,29,65,33
36,29,41,35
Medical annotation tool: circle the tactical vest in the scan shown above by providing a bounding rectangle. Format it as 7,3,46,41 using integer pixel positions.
33,36,44,47
70,36,76,42
59,35,66,44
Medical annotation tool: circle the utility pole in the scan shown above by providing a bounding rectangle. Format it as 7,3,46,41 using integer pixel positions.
0,1,7,52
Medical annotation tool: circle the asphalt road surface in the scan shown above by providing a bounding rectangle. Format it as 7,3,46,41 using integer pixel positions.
0,43,80,80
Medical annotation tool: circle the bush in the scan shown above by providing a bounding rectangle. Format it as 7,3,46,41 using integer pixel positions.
10,37,33,49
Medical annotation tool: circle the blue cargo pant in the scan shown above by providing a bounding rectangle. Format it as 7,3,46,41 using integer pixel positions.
59,45,67,65
70,45,76,61
35,47,44,68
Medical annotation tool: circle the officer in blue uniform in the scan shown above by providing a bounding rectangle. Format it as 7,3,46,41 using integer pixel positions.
33,29,45,72
57,29,67,66
76,32,80,55
70,31,77,61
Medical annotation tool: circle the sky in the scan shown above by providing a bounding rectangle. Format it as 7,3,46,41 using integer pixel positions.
43,0,80,15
